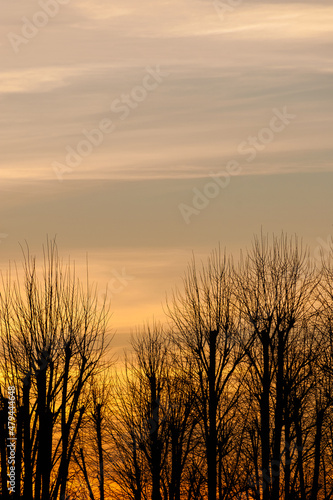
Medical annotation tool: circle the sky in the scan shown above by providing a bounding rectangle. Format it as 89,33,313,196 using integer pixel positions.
1,0,333,351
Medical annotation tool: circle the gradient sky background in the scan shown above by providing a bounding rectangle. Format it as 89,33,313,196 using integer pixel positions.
1,0,333,353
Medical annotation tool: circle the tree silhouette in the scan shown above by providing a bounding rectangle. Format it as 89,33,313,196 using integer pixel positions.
233,234,319,500
1,233,333,500
168,249,246,500
0,239,110,500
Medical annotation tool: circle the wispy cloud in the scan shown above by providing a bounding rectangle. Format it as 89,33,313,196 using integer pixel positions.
1,2,332,181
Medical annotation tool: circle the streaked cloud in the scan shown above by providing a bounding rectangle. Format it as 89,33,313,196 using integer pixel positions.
1,0,332,334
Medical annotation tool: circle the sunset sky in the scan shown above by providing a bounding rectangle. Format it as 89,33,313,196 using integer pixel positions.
1,0,332,351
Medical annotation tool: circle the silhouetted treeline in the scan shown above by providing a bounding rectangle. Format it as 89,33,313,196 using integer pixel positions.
1,234,333,500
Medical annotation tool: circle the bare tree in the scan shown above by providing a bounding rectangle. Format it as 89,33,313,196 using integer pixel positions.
0,239,111,500
129,323,170,500
167,248,245,500
310,250,333,500
233,233,318,500
74,371,113,500
107,362,152,500
160,349,199,500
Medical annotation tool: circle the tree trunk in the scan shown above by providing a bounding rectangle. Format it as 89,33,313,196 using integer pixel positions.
294,398,306,500
310,408,325,500
207,330,217,500
170,429,182,500
60,405,85,500
149,375,162,500
284,416,291,500
23,375,33,500
260,334,271,500
96,403,104,500
36,360,49,500
77,447,95,500
271,332,285,500
132,435,142,500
